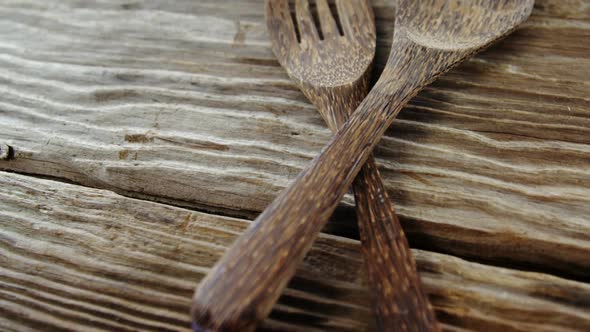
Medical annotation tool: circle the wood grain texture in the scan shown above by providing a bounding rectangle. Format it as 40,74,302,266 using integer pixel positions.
263,1,438,330
1,171,590,332
0,0,588,282
192,1,533,330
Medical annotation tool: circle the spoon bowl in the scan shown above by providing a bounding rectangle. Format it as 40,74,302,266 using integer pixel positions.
400,0,534,50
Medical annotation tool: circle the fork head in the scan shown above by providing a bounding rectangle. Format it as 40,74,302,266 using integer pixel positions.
266,0,375,89
266,0,376,130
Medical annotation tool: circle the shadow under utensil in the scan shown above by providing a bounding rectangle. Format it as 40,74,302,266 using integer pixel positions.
321,204,359,239
371,0,396,84
270,276,372,329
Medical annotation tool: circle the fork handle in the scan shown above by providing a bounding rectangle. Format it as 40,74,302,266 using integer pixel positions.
319,83,439,329
352,156,440,331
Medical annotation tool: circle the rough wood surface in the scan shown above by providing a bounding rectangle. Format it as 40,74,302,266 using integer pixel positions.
0,0,588,280
1,171,589,331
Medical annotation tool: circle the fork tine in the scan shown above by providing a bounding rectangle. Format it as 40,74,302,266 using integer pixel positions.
315,0,339,38
265,0,298,47
295,0,320,43
336,0,373,37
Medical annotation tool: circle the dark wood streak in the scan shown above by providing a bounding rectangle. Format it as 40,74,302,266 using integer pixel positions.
262,1,439,331
192,0,535,330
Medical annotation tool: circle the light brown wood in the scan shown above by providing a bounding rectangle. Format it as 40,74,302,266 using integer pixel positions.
0,0,587,284
1,171,589,332
263,1,438,331
0,2,589,330
192,1,534,330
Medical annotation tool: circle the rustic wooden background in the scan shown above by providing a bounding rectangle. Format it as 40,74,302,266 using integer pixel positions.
1,0,589,331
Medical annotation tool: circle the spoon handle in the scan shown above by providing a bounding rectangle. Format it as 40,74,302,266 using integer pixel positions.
192,90,408,331
352,156,439,331
191,39,446,331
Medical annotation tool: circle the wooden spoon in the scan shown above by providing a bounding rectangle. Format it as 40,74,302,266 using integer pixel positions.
265,0,438,330
192,1,534,331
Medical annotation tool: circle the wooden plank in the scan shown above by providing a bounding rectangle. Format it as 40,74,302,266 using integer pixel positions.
1,171,589,331
0,0,589,280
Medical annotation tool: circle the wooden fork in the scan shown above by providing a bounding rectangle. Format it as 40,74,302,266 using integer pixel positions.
266,0,438,331
192,1,534,331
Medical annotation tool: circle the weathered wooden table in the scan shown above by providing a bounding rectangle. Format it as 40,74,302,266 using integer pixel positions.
1,1,589,331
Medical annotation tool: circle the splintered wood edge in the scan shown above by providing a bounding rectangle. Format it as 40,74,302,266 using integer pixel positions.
0,171,589,331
